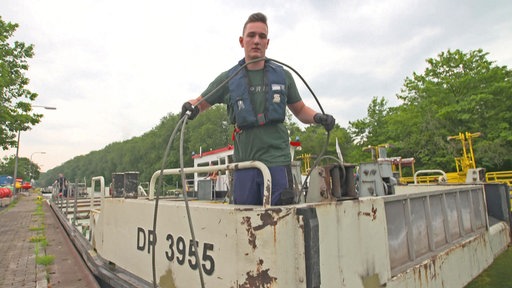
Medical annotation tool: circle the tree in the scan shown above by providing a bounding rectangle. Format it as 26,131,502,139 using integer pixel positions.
348,96,391,146
395,49,512,170
0,17,42,150
186,105,232,162
350,49,512,171
0,155,40,180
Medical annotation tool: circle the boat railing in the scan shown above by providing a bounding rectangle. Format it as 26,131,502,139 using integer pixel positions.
486,171,512,187
51,177,105,240
148,161,273,208
384,185,488,275
90,175,105,200
413,169,447,184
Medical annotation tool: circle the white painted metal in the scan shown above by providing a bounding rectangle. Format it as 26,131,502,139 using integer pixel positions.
90,188,511,288
93,199,306,287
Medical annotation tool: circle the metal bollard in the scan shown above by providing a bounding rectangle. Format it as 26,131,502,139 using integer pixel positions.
124,171,139,199
112,173,124,198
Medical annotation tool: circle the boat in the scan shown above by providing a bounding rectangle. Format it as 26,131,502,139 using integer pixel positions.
48,136,511,288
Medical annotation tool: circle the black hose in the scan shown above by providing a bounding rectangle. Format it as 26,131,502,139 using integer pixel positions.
195,58,267,106
151,116,185,288
266,58,325,114
264,58,330,201
178,117,206,287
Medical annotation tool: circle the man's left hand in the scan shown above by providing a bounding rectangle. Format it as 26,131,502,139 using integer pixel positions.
314,113,335,131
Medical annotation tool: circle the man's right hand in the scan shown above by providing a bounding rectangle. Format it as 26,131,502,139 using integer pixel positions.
180,102,200,120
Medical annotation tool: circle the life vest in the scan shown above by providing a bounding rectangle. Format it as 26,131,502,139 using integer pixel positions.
228,59,287,129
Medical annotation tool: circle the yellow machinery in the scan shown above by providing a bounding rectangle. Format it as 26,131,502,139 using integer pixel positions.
366,132,512,189
486,171,512,187
446,132,512,189
365,132,483,185
444,132,481,183
399,132,482,184
297,153,314,175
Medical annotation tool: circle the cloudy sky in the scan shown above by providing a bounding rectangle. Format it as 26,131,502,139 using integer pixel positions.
1,0,511,173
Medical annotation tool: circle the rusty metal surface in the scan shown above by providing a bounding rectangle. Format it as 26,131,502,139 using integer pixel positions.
79,184,510,288
93,199,302,287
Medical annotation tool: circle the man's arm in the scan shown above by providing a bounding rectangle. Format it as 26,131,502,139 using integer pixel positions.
288,101,336,131
288,101,317,124
189,96,212,113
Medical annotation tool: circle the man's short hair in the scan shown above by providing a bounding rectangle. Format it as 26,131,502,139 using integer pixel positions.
243,12,267,34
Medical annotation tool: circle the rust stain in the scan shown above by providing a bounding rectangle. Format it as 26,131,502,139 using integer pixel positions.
241,216,258,250
396,255,441,288
430,257,437,281
423,262,429,285
358,205,378,221
296,214,305,232
241,210,292,250
361,273,380,288
254,209,290,246
264,182,271,206
159,268,177,288
238,259,277,288
253,209,290,232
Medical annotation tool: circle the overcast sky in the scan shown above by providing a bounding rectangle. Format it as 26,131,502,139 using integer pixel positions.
1,0,512,174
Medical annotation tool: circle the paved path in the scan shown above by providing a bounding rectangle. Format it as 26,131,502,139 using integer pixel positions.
0,193,99,288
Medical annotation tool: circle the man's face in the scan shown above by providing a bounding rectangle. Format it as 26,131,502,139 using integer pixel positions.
239,22,269,60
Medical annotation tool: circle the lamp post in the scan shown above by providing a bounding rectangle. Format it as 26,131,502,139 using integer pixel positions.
32,105,57,110
30,151,46,182
12,105,56,196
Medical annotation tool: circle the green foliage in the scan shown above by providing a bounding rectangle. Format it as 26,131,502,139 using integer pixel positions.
29,234,46,243
297,124,355,163
348,97,391,146
0,17,42,150
36,254,54,266
349,49,512,172
0,155,41,180
466,246,512,288
29,225,45,231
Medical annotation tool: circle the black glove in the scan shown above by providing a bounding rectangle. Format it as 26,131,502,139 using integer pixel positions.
180,102,200,120
314,113,335,131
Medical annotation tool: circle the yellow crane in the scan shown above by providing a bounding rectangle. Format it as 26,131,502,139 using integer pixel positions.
444,131,481,183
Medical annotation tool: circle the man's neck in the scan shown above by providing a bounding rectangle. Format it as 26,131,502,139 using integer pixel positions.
245,57,265,70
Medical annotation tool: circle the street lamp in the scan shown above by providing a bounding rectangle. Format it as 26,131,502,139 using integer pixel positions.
32,105,57,110
30,151,46,182
12,105,56,196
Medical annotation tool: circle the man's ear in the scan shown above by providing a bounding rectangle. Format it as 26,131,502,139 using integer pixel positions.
239,36,244,47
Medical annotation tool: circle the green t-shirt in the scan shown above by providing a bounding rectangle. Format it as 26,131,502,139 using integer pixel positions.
202,66,302,167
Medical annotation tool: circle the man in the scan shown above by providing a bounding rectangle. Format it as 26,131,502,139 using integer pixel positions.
181,12,335,206
54,173,68,197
